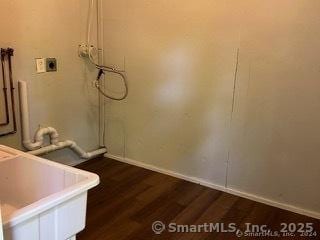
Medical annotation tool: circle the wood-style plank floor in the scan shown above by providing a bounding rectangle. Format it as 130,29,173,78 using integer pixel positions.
76,157,319,240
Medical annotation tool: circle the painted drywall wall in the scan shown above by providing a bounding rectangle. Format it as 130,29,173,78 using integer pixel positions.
228,0,320,215
0,0,100,165
103,0,240,187
102,0,320,216
1,0,319,217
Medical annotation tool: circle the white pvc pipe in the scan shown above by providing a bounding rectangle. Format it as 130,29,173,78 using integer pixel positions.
18,80,107,159
28,140,106,160
35,127,59,145
19,81,60,150
27,141,71,156
98,0,105,147
18,80,42,150
68,140,107,159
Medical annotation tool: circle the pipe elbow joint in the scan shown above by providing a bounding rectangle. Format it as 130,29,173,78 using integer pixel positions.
23,140,42,150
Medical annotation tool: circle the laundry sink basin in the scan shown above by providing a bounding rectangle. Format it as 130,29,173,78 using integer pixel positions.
0,145,99,240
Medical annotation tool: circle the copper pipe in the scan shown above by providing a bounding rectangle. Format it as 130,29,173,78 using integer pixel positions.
7,48,17,132
0,49,9,126
0,48,16,137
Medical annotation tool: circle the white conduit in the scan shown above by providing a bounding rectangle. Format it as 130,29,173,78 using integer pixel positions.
18,80,107,159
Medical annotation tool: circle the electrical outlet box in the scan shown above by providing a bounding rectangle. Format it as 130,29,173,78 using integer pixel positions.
46,58,57,72
36,58,46,73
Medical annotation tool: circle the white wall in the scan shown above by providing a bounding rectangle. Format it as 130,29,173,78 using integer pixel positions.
229,0,320,216
0,0,100,165
103,0,320,217
0,0,319,218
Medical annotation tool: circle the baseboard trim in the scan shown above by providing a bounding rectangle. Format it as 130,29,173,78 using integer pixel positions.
105,153,320,220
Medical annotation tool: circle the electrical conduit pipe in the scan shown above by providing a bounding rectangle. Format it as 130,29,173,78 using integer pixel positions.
18,80,107,159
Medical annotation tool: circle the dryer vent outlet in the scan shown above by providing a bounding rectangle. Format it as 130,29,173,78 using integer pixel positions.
46,58,57,72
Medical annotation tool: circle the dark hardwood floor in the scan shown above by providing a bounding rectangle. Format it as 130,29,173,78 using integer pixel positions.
76,157,320,240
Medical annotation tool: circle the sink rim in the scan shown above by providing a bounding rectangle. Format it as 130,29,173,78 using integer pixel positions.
0,145,99,229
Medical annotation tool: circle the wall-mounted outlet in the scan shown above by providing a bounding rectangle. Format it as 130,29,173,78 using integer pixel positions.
35,58,57,73
36,58,46,73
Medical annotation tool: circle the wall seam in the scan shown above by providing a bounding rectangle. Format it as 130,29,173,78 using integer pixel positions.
225,47,240,188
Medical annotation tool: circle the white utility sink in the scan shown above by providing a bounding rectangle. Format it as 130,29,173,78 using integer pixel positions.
0,145,99,240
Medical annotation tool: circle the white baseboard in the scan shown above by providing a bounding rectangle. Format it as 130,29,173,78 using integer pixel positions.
105,153,320,220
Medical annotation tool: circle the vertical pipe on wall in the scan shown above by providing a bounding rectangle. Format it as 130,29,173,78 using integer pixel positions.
7,48,17,133
0,48,17,137
18,80,42,149
0,49,10,126
97,0,106,147
19,80,107,158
